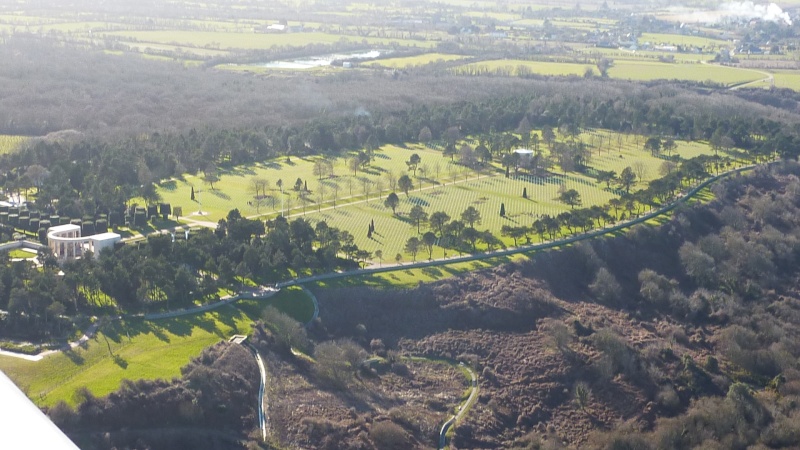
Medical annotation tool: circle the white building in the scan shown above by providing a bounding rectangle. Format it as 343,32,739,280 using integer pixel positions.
47,224,121,262
514,148,535,165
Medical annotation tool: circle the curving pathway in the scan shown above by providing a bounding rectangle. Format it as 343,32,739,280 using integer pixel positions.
438,363,479,450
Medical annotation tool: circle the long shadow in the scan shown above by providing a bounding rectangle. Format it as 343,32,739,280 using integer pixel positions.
208,189,232,200
62,348,85,365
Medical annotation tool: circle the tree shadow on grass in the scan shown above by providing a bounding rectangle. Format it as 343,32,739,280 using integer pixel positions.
208,189,232,200
112,354,128,369
62,348,85,365
421,266,443,278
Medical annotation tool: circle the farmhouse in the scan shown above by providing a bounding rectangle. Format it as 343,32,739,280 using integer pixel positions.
47,224,120,262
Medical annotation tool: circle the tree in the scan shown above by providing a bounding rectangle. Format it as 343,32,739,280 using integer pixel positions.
596,170,616,188
589,267,622,304
559,189,582,208
409,205,428,233
407,153,421,176
384,192,399,214
499,203,506,217
404,237,421,261
313,159,328,180
191,185,195,201
398,175,413,196
618,167,637,193
203,163,219,190
395,253,402,264
294,177,303,191
422,231,436,260
522,187,527,198
374,249,383,267
418,126,432,143
443,143,457,161
429,211,451,236
662,138,677,156
276,178,283,193
574,382,591,412
461,206,482,228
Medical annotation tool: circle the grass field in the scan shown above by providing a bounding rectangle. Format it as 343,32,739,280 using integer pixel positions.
0,287,314,406
156,144,466,222
156,131,720,262
455,59,765,86
364,53,468,68
101,30,436,50
639,32,731,50
7,249,36,259
0,135,29,154
608,60,764,86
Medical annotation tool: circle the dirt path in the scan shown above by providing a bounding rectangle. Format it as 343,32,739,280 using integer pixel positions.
439,363,479,450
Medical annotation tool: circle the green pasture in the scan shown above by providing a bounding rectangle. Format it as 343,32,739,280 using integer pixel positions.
639,32,731,50
101,30,436,50
364,53,468,68
771,71,800,91
0,135,29,154
456,59,765,86
578,47,713,63
156,144,465,222
0,287,314,406
607,60,764,86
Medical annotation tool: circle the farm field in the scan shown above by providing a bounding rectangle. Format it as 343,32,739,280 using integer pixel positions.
0,135,28,154
453,59,764,85
639,32,731,50
0,287,314,407
364,53,468,68
577,47,713,63
100,30,437,51
607,60,765,86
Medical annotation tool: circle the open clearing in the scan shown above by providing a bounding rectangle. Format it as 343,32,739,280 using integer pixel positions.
364,52,468,68
0,287,314,407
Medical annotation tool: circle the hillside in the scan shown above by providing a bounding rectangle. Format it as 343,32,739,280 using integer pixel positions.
45,163,800,449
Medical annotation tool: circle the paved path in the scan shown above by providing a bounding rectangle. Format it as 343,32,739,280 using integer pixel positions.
0,289,279,361
0,321,101,362
439,363,479,450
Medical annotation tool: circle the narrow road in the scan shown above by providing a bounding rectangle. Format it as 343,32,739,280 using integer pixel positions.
253,349,269,441
439,363,479,450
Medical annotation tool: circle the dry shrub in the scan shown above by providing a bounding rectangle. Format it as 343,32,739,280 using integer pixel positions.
369,421,410,450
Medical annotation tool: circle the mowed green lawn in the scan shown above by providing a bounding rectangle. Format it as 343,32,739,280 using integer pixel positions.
157,144,467,222
158,131,719,262
0,287,314,406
